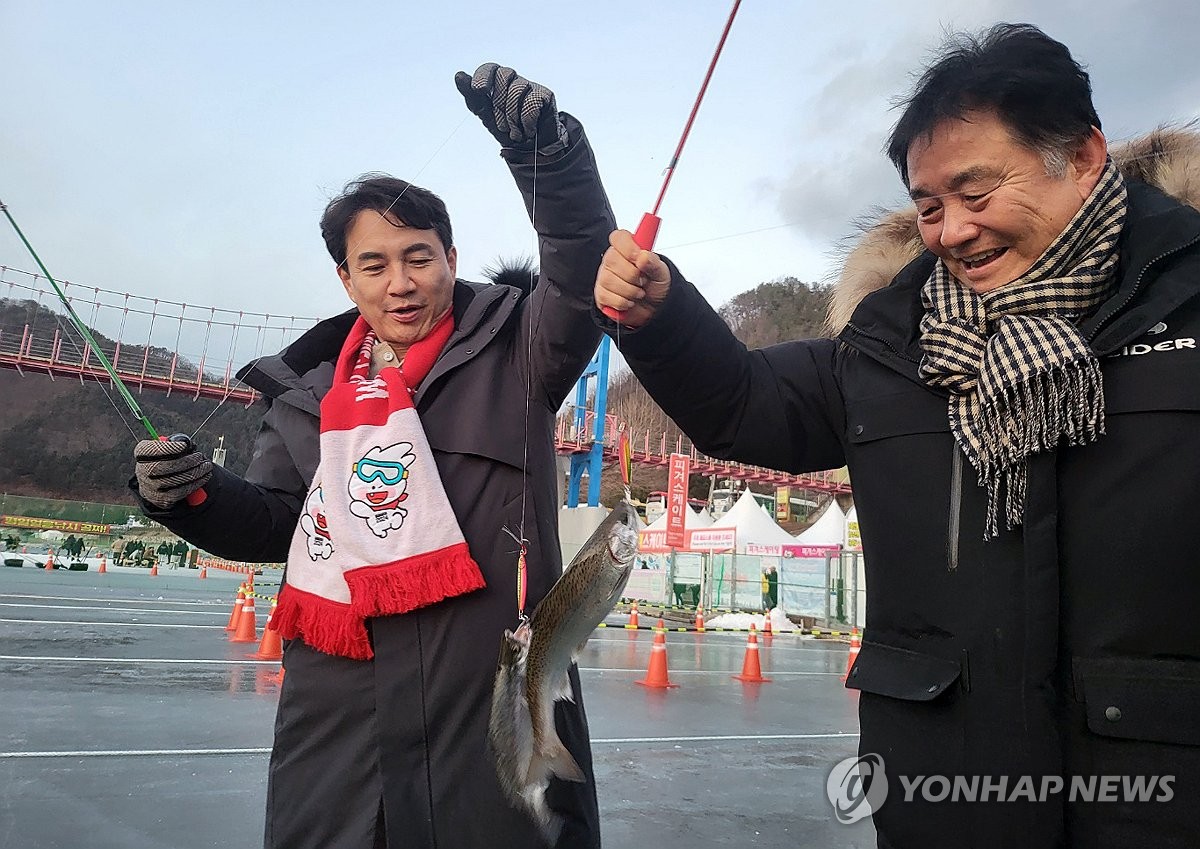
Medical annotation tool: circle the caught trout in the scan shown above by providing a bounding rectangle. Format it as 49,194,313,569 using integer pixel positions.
488,500,640,844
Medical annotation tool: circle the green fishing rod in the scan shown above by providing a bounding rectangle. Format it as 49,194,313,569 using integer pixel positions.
1,198,207,504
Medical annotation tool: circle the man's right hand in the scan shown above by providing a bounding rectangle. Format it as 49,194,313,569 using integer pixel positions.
133,439,212,509
594,230,673,329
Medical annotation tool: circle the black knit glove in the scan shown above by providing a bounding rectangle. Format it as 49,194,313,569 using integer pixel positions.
133,437,212,509
455,63,569,154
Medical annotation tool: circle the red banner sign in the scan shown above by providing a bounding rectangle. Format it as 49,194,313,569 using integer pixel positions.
665,453,690,549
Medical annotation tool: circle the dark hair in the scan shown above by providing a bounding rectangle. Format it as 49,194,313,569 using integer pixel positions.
886,23,1101,186
320,174,453,268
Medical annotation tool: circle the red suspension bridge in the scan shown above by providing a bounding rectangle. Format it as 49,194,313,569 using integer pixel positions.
0,265,850,494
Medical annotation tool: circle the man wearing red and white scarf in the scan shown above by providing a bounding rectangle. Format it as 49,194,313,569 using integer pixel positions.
133,63,615,849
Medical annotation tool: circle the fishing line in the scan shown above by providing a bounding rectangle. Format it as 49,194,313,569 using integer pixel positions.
334,114,470,277
1,200,158,440
0,111,473,450
0,259,140,439
514,124,540,620
191,113,474,435
600,0,743,324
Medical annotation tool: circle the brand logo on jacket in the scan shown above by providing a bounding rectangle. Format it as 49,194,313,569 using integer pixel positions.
1109,337,1195,358
827,755,1175,822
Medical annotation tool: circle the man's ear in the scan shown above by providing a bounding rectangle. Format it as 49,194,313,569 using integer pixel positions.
337,264,353,297
446,245,458,278
1071,126,1109,199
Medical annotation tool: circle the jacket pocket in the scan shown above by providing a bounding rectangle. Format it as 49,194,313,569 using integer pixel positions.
846,390,949,444
849,640,967,813
1075,657,1200,746
846,640,963,700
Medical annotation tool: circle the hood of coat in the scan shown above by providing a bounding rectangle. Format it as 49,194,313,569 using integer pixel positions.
826,127,1200,335
237,279,519,413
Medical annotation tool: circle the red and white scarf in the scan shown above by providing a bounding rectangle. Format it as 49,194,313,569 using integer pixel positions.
272,314,485,659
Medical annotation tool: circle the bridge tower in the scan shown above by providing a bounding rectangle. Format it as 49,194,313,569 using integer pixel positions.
566,337,612,508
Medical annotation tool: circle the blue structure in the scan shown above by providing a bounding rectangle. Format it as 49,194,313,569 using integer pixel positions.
567,336,611,507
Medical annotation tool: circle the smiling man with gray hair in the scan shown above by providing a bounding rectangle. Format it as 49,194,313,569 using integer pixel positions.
595,23,1200,848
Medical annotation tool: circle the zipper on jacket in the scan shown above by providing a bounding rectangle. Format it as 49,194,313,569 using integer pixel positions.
1087,234,1200,341
843,321,921,364
947,446,962,571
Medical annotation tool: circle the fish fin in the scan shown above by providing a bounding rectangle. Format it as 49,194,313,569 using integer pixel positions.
541,739,585,783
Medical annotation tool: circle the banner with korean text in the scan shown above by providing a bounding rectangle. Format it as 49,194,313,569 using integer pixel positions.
665,453,690,549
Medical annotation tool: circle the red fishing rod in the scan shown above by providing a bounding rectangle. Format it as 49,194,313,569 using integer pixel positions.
601,0,744,322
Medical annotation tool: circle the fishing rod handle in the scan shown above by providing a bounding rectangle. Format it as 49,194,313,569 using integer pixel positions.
600,212,661,324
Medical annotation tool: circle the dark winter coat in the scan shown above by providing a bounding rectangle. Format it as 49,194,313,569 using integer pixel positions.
605,130,1200,848
139,115,616,849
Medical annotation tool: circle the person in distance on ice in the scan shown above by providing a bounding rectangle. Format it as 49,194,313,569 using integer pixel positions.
131,63,615,849
594,23,1200,849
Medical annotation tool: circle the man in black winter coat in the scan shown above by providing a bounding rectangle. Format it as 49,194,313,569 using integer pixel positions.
131,64,616,849
595,23,1200,849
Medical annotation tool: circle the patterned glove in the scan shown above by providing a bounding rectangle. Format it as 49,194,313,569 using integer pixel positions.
133,437,212,509
455,63,569,153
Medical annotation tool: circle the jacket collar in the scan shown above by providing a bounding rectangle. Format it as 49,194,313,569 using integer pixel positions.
237,280,520,413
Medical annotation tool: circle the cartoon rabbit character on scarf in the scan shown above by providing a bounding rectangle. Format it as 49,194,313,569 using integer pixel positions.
348,442,416,538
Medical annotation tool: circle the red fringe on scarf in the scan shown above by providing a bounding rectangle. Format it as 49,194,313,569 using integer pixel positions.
272,543,485,661
344,542,485,618
271,584,374,660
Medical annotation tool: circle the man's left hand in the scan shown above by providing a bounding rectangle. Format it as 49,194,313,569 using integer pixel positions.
455,63,569,153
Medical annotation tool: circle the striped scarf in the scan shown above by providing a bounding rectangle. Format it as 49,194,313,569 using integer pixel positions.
919,160,1128,538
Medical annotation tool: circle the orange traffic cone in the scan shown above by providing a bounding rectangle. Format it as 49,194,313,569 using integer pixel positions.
733,624,772,683
762,610,773,638
97,555,107,574
636,620,678,689
150,562,159,577
250,599,283,660
694,607,705,632
842,628,862,681
231,594,257,643
199,563,207,579
625,601,640,630
44,552,55,571
226,584,246,631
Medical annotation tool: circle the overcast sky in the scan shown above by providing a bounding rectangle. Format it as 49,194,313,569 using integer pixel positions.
3,0,1197,331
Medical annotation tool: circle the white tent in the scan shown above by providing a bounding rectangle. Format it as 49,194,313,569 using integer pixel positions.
795,499,846,546
645,504,713,530
709,489,794,550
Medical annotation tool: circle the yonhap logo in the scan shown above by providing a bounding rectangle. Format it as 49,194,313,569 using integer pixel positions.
825,754,1176,823
827,754,889,824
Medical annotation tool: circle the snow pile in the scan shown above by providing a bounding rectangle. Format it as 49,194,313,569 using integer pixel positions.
704,609,795,632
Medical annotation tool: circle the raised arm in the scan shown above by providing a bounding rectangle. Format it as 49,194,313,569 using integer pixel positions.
595,238,847,474
456,64,616,409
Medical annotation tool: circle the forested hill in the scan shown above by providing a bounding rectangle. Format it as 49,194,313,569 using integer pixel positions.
1,278,831,504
